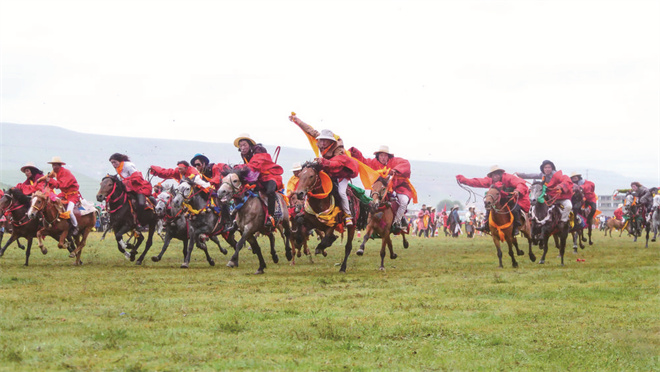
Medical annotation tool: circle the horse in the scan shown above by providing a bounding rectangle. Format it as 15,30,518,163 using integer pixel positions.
216,170,293,274
569,184,587,252
292,161,368,273
356,175,410,270
623,193,647,242
0,188,45,266
604,217,626,237
528,182,570,265
645,194,660,247
170,179,235,268
483,186,536,268
26,190,96,266
96,175,157,265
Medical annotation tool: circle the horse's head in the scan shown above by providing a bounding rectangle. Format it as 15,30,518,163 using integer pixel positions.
528,182,543,206
294,161,321,200
172,180,193,209
217,172,243,203
154,190,172,216
483,186,502,211
370,176,391,207
27,191,49,220
623,193,635,213
571,184,584,208
97,175,121,202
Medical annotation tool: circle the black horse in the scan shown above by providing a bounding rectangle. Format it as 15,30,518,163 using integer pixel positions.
96,175,157,265
171,179,237,268
528,182,570,265
151,187,231,265
0,188,45,265
569,184,587,252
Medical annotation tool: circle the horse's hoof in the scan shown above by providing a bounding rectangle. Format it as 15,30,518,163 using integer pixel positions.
124,252,131,260
573,248,578,253
296,251,301,258
322,250,328,257
538,260,545,264
220,248,228,255
180,263,189,269
529,254,536,262
379,267,385,271
151,256,160,262
513,263,519,268
516,250,524,256
589,241,593,245
254,269,265,275
272,255,279,264
209,259,215,266
581,237,587,242
356,249,364,256
403,241,409,249
227,260,237,268
391,253,398,260
69,252,75,258
41,248,48,255
136,260,143,265
286,251,292,261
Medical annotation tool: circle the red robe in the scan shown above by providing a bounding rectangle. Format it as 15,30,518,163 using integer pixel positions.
614,208,623,220
348,147,413,199
150,165,200,182
16,176,47,196
581,180,597,203
120,172,152,196
543,171,574,201
47,167,80,204
318,154,358,180
456,173,530,212
242,153,284,188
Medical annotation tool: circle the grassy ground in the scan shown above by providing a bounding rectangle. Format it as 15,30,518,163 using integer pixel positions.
0,230,657,371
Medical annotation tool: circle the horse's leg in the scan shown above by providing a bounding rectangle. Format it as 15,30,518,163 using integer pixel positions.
267,233,278,264
526,236,536,262
0,235,17,257
23,238,34,267
73,231,89,266
151,230,173,262
314,228,336,257
210,235,228,255
197,235,216,267
181,231,197,269
136,223,156,265
36,229,48,255
379,235,388,271
538,236,550,264
571,232,579,252
505,234,518,268
491,234,504,268
339,226,356,273
387,232,397,260
559,224,569,266
281,219,293,262
248,235,267,274
357,223,373,256
512,236,524,256
227,232,249,268
401,231,409,249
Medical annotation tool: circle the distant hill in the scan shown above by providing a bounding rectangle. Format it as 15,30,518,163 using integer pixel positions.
1,123,653,212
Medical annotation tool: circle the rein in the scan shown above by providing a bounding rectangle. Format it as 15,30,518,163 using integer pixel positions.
4,199,32,227
104,180,128,214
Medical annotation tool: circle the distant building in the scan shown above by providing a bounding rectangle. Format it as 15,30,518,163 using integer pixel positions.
597,194,626,216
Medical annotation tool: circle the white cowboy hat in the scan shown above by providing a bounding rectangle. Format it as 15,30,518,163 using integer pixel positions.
47,156,66,165
315,129,337,141
233,133,256,148
291,162,302,172
487,165,505,177
373,145,393,156
570,172,582,178
20,162,40,172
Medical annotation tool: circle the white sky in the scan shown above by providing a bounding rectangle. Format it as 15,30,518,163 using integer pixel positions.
1,0,659,180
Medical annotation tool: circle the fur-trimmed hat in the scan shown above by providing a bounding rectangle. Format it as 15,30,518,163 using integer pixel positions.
540,160,556,172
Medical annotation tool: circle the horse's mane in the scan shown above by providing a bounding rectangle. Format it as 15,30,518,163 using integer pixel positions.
375,176,389,186
301,161,322,172
8,187,31,206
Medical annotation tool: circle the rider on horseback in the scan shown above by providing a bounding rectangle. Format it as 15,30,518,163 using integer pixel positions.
348,145,415,231
109,153,153,222
570,171,597,217
16,162,47,196
148,161,212,189
289,115,358,226
518,160,573,228
456,165,530,236
39,156,81,235
631,182,653,214
190,153,230,189
234,133,283,228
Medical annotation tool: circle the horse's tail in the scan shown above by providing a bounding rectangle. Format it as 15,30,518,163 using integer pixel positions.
355,198,370,231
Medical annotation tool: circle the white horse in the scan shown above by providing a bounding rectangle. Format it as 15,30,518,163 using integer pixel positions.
646,194,660,247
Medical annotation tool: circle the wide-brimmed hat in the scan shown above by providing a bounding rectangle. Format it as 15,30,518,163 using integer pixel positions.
540,160,556,172
373,145,393,156
291,162,302,172
315,129,337,142
487,165,505,177
190,153,210,166
47,156,66,165
233,134,256,148
20,162,42,173
570,172,582,178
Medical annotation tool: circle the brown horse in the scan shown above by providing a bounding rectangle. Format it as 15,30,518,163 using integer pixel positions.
528,182,570,265
217,171,292,274
0,188,44,266
605,217,626,237
484,186,536,268
27,190,96,265
287,193,315,265
356,175,409,270
293,161,368,273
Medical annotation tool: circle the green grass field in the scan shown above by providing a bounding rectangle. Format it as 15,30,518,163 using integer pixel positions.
0,230,657,371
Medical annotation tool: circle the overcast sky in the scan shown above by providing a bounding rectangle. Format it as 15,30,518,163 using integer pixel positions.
1,0,658,181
